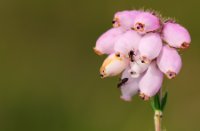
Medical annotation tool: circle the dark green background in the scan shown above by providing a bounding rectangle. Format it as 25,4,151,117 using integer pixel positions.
0,0,199,130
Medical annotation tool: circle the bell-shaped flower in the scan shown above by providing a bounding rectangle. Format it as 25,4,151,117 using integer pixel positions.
119,68,142,101
139,61,164,100
162,22,191,49
113,10,141,29
129,57,150,78
100,53,129,78
157,45,182,79
138,33,162,63
94,27,125,55
114,30,141,57
132,12,160,34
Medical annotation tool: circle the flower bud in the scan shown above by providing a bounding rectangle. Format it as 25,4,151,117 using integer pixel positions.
157,45,182,79
139,61,163,100
113,10,141,29
129,58,150,78
114,30,141,57
162,22,191,49
119,68,142,101
132,12,160,34
100,53,129,78
138,33,162,63
94,27,125,55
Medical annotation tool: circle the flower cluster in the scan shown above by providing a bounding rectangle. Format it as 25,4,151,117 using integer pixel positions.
93,10,191,101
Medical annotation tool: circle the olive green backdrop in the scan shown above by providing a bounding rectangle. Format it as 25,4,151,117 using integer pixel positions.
0,0,199,131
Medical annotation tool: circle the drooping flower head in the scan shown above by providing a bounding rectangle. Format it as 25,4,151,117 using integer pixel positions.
94,9,191,101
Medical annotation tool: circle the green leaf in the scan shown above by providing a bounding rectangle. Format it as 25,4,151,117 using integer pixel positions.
151,98,156,111
151,94,161,111
154,93,161,110
161,92,168,111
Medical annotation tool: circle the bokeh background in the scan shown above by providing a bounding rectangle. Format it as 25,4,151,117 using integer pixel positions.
0,0,199,130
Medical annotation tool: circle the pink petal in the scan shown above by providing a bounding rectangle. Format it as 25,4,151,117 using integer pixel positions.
94,27,125,55
133,12,160,34
129,57,150,78
162,22,191,49
138,33,163,63
100,53,129,78
114,30,141,57
139,61,164,99
120,68,142,101
113,10,141,29
157,45,182,79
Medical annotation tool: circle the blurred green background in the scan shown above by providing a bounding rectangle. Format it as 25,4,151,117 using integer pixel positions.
0,0,199,130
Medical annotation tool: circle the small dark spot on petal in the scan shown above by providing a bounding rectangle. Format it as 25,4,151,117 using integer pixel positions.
116,53,120,57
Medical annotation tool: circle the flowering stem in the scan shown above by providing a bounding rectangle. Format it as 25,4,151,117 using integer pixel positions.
154,109,162,131
154,89,163,131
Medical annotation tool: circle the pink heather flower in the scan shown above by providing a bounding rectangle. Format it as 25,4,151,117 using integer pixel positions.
157,45,182,79
119,68,141,101
138,33,162,63
139,61,164,100
133,12,160,34
94,27,125,55
129,57,150,78
100,53,129,78
162,22,191,49
113,10,141,29
94,9,191,105
114,30,141,57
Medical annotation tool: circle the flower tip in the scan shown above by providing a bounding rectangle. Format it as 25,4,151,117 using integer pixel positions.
120,95,132,102
139,93,150,101
166,71,176,79
140,56,151,64
134,22,145,33
100,73,105,79
181,42,190,49
113,23,120,28
112,17,120,28
130,72,140,78
93,48,103,55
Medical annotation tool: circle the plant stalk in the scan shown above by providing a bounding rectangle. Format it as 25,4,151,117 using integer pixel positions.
154,110,162,131
154,89,163,131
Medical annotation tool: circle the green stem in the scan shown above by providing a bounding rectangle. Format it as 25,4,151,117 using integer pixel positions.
154,89,163,131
